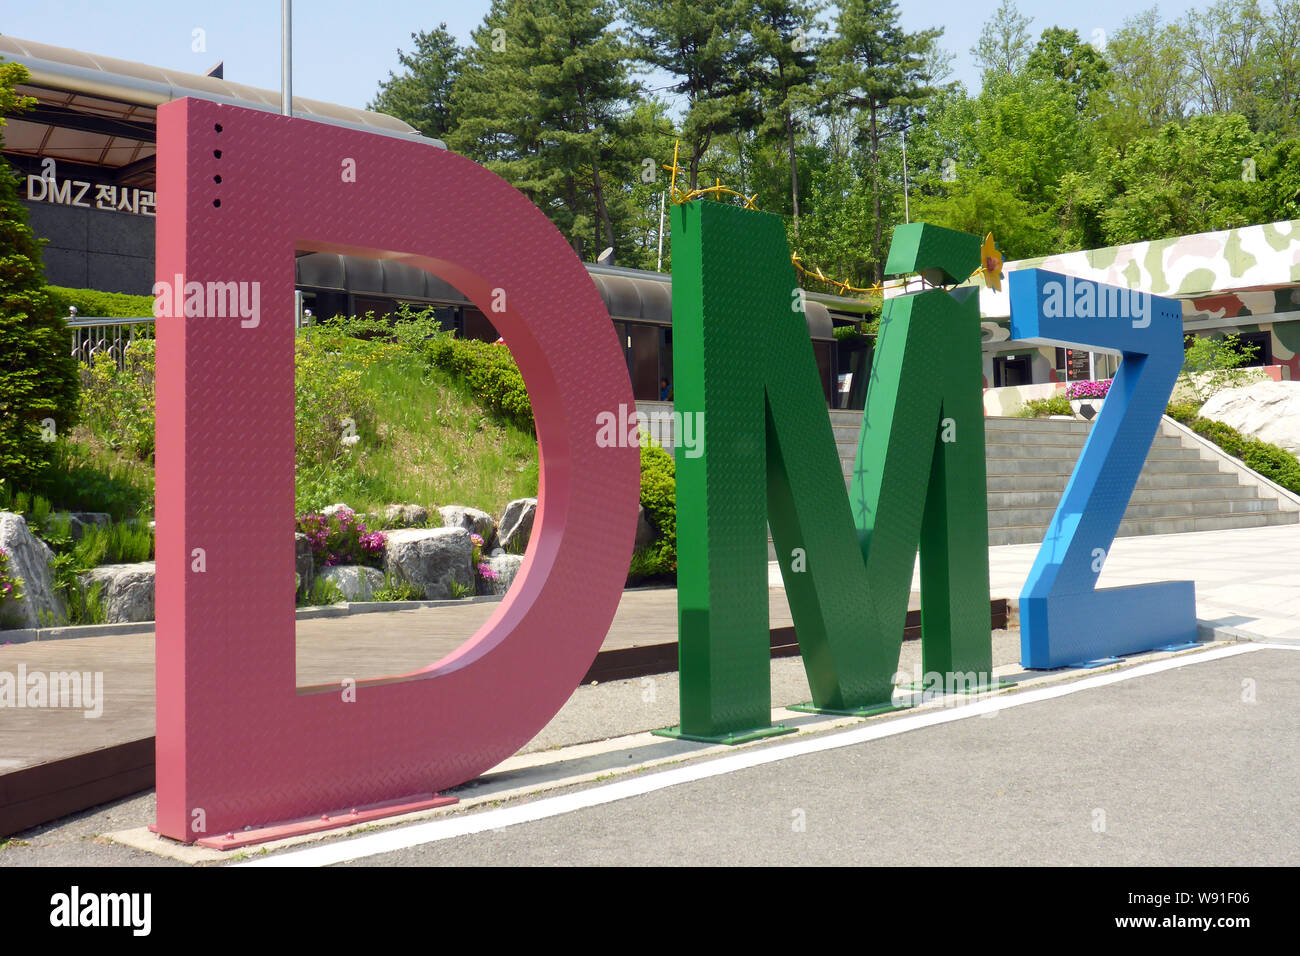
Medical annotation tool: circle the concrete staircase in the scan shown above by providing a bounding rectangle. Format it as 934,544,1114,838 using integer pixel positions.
764,410,1299,558
980,416,1299,545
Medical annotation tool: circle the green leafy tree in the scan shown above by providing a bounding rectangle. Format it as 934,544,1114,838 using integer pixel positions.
971,0,1033,78
368,24,462,140
1180,0,1266,124
1074,113,1266,245
0,61,80,488
1026,26,1109,113
1257,0,1300,135
1097,9,1190,147
910,70,1090,257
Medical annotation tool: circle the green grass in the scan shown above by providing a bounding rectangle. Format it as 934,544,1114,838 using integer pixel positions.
296,349,538,515
21,323,538,523
5,437,152,523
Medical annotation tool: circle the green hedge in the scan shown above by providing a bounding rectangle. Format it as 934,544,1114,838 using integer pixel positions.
1167,402,1300,494
45,285,154,319
422,336,534,434
635,443,677,578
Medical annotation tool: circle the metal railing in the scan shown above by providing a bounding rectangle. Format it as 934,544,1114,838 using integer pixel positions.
66,311,154,368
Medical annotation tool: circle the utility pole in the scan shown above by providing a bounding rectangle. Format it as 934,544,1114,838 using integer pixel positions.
281,0,293,116
656,191,666,272
900,127,910,224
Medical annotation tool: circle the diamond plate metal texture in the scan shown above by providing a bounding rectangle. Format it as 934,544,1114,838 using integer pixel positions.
851,258,992,684
883,222,980,286
670,209,992,735
1008,268,1197,668
154,99,639,842
672,201,887,735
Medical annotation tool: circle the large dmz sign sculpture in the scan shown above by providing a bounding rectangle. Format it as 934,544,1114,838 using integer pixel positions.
154,100,1196,843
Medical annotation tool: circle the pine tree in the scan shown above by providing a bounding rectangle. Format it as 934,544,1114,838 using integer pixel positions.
368,25,463,140
0,61,79,488
747,0,823,233
449,0,640,260
624,0,759,191
821,0,941,281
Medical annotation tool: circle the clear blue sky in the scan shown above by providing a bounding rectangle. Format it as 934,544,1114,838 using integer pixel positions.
3,1,1207,112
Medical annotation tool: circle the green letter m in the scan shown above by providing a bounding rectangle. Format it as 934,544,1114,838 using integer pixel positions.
662,204,992,743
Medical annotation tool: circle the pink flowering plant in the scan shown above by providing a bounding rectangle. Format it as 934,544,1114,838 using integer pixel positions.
469,532,498,590
296,506,387,569
1065,378,1111,400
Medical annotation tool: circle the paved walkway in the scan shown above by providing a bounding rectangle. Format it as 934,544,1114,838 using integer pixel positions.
770,524,1300,641
0,587,796,774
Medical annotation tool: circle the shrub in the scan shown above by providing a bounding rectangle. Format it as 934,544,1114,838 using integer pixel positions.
422,335,534,434
0,547,23,605
1014,393,1072,418
24,440,151,521
299,575,346,608
1241,441,1300,493
0,545,23,628
1165,403,1300,495
71,520,154,567
296,506,386,568
44,286,154,319
1177,332,1266,405
77,338,156,461
0,64,81,486
294,330,377,470
637,443,676,577
370,573,425,602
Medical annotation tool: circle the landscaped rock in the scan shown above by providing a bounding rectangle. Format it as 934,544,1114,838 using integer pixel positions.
438,505,496,546
1200,380,1300,458
295,532,314,597
317,565,385,602
383,527,474,599
320,503,354,518
498,497,536,553
480,553,524,595
52,511,112,542
0,512,63,629
82,562,155,624
635,505,656,550
384,503,429,528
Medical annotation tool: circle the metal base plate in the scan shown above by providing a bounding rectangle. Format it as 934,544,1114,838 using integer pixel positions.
652,724,796,745
177,792,459,850
787,700,913,717
1066,657,1123,669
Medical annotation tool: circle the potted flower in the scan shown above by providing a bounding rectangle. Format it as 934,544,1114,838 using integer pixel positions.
1065,378,1111,420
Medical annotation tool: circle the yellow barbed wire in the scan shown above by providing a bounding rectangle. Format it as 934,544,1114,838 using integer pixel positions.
660,140,1004,296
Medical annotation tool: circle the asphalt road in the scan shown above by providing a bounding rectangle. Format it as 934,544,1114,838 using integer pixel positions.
332,647,1300,866
3,644,1295,867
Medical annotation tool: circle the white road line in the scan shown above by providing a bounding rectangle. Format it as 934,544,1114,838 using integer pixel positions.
241,642,1269,868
